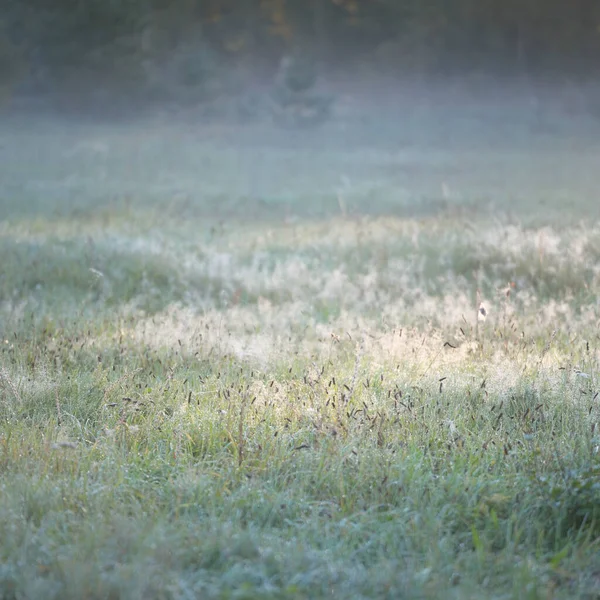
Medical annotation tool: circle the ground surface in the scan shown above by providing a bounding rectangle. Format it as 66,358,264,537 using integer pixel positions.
1,88,600,599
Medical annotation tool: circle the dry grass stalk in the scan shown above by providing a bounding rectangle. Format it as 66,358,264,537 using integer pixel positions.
238,395,247,467
55,386,62,426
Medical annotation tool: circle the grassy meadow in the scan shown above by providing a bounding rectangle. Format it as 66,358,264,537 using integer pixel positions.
1,107,600,599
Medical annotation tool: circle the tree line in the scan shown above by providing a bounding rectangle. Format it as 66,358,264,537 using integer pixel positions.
1,0,599,103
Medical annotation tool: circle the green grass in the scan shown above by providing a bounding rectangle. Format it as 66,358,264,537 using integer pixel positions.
1,114,600,599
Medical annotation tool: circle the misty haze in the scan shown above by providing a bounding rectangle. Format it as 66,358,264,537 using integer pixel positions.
1,2,600,598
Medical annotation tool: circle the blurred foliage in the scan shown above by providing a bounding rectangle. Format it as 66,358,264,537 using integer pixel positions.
0,25,26,105
2,0,600,107
269,53,333,127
